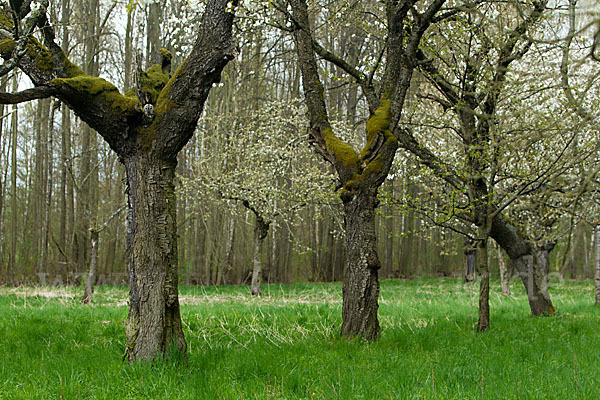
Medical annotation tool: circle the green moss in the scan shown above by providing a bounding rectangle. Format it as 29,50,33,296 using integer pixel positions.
159,48,172,63
51,75,137,113
139,64,170,104
0,8,14,29
153,62,184,117
63,59,84,77
28,38,54,71
323,127,359,172
361,99,392,160
0,38,14,54
0,36,55,72
366,100,391,140
339,100,397,202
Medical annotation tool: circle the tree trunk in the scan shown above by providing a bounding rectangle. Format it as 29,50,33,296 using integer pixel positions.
536,241,555,302
250,216,269,296
464,238,476,283
341,191,381,341
594,224,600,305
82,229,98,303
223,217,235,285
491,215,555,315
476,233,490,332
496,242,511,296
123,152,186,362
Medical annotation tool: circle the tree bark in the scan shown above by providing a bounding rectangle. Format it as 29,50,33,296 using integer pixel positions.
341,191,381,340
250,216,269,296
491,215,555,315
82,229,98,303
123,153,186,362
464,238,476,283
536,241,555,303
476,233,490,332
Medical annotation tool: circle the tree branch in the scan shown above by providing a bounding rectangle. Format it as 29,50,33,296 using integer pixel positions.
0,85,56,103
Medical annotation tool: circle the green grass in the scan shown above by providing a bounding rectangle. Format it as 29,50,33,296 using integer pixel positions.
0,277,599,399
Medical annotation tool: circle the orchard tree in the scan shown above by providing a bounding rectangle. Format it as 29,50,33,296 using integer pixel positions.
277,0,447,340
0,0,238,361
408,0,557,328
182,100,335,295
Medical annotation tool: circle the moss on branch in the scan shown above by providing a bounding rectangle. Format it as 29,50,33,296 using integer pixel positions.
51,75,137,113
339,100,397,203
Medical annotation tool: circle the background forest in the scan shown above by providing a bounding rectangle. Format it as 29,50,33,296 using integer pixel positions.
0,0,598,289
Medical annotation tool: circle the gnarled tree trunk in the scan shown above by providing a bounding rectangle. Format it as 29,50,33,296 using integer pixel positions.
341,191,381,340
123,153,186,362
0,0,237,363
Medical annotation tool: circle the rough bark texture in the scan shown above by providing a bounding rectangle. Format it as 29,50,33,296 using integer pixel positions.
476,232,489,332
123,154,186,361
341,191,381,340
491,216,555,315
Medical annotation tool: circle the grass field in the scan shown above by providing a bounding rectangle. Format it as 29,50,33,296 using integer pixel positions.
0,277,598,399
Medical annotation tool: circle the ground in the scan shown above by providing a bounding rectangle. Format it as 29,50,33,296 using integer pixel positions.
0,277,598,399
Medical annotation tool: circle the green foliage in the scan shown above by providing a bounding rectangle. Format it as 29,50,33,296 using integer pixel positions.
0,279,599,399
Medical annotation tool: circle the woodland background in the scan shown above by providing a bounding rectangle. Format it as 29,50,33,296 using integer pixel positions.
0,0,597,287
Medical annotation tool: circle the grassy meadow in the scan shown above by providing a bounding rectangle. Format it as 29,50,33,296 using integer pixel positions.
0,277,598,399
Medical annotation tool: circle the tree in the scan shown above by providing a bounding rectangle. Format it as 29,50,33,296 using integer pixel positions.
406,0,557,328
182,100,335,295
279,0,446,340
0,0,238,361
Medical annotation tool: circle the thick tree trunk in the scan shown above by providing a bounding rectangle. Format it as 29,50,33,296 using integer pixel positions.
496,243,511,296
250,216,269,296
594,224,600,305
491,215,555,315
341,191,381,341
82,229,98,303
123,152,186,362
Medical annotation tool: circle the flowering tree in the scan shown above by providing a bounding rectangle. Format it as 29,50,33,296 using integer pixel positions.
182,100,336,295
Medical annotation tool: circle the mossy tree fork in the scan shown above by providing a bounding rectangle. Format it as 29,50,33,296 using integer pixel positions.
0,0,238,361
